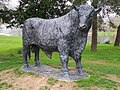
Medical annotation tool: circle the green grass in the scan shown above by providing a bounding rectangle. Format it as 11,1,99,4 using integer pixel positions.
0,82,13,89
98,31,115,35
13,68,40,77
47,78,58,86
0,35,22,71
75,75,117,88
13,68,26,77
0,35,120,89
39,86,50,90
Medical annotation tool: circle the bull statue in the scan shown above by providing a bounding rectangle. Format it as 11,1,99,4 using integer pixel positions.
22,3,101,77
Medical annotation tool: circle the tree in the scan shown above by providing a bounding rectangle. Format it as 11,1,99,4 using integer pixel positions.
114,25,120,46
0,0,88,27
0,0,102,51
0,0,70,27
108,0,120,46
105,0,120,46
91,0,120,50
1,0,119,47
91,0,98,51
73,0,85,5
91,13,98,51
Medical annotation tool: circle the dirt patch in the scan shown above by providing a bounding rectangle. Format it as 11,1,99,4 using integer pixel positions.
106,74,120,83
1,69,118,90
0,69,48,90
68,66,76,70
50,81,75,90
101,74,120,89
69,60,75,63
84,68,95,72
90,86,106,90
0,69,80,90
90,60,120,67
117,86,120,90
91,60,107,65
13,75,48,90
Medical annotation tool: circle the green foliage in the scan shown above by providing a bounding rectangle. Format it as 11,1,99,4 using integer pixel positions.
73,0,85,5
104,0,120,15
0,0,71,27
0,0,120,27
99,1,119,18
92,0,98,8
107,0,120,9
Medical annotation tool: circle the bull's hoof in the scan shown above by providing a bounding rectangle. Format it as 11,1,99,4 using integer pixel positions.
78,69,85,75
61,68,70,79
33,64,41,67
23,64,31,71
63,72,70,79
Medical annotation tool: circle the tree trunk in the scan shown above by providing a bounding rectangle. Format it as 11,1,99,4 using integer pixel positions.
91,14,97,51
114,25,120,46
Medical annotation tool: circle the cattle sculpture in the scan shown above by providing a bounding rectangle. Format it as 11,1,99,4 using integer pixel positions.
22,3,101,77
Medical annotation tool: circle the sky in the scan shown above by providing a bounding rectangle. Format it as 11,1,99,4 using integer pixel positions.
3,0,19,9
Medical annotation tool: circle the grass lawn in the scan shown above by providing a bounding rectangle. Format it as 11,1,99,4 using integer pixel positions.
0,35,120,90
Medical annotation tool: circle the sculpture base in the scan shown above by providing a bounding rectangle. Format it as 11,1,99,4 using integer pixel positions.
21,65,90,81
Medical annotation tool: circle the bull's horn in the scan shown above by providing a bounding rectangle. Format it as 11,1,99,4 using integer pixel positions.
95,7,102,13
72,4,79,11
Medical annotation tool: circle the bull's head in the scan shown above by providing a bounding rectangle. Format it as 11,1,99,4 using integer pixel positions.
73,4,101,30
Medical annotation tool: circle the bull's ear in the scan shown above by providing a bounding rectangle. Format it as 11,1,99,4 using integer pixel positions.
95,7,102,13
72,4,79,11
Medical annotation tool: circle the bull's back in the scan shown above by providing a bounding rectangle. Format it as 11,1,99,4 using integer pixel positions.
23,17,71,49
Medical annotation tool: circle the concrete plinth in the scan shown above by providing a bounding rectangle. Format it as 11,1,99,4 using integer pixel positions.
21,65,90,81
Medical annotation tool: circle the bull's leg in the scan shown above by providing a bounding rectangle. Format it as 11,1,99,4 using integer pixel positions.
58,40,69,78
74,56,84,74
60,53,69,77
32,45,40,67
23,45,29,69
34,47,40,66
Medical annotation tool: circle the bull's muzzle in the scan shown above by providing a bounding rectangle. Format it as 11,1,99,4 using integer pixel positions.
79,24,86,30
